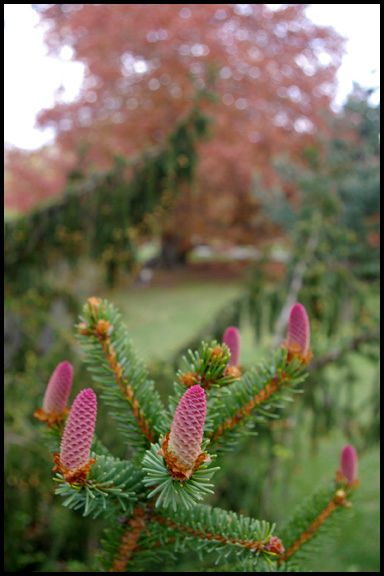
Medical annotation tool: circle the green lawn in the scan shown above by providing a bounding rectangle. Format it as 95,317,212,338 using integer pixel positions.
107,278,244,361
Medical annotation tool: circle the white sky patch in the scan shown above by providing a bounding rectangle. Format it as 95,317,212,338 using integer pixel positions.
305,4,380,108
4,4,84,149
4,3,380,150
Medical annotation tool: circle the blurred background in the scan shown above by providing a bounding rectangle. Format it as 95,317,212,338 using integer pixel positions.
4,4,379,572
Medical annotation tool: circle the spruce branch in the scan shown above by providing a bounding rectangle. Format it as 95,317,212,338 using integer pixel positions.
109,506,146,572
101,506,177,572
278,446,359,566
206,304,311,448
77,297,166,452
34,296,365,572
150,503,284,569
208,349,307,448
53,455,143,519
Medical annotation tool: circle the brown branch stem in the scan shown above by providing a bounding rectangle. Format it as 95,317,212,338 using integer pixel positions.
209,371,290,443
110,507,146,572
278,491,349,563
152,515,267,552
82,314,155,443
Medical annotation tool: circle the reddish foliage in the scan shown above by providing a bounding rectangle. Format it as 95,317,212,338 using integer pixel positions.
5,145,74,212
6,4,344,243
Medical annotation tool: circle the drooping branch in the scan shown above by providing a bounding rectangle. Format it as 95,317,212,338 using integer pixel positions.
5,104,209,290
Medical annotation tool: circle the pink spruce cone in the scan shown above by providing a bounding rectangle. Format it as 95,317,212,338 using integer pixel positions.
43,361,73,414
223,326,241,366
60,388,97,471
286,303,311,361
340,445,358,484
168,385,207,471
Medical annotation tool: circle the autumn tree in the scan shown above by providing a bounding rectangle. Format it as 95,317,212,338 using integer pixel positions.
7,4,344,258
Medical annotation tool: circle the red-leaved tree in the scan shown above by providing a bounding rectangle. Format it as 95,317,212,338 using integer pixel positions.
6,4,344,251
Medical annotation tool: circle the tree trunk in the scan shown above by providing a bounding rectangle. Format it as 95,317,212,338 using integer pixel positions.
159,232,191,269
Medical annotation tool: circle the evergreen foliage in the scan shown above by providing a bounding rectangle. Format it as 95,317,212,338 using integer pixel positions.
77,298,165,455
4,105,209,292
54,454,143,520
142,443,219,511
35,296,360,572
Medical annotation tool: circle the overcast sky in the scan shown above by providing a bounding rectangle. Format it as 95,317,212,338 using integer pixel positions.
4,3,380,150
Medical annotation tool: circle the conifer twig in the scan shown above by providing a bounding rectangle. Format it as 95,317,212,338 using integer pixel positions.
279,500,336,562
278,490,347,563
209,370,291,443
79,300,155,443
152,514,283,555
110,507,146,572
279,448,359,567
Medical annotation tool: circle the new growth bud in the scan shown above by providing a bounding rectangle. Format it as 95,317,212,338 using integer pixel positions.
55,388,97,483
340,444,358,485
285,303,312,364
264,535,285,555
34,361,73,426
223,326,241,366
162,385,208,480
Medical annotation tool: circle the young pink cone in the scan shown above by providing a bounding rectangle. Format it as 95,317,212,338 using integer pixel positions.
286,303,311,362
223,326,241,366
264,535,285,555
340,445,358,484
43,361,73,414
60,388,97,472
167,384,207,472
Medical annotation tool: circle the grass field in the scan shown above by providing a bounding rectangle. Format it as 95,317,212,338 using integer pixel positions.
111,277,244,361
